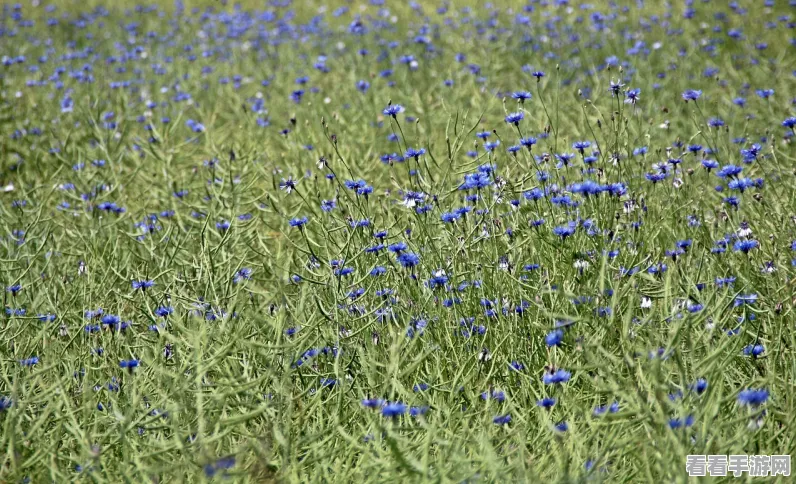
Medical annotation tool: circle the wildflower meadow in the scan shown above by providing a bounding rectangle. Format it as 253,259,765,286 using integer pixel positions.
1,0,795,481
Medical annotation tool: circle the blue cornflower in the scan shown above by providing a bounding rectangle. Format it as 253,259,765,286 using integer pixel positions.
543,369,571,385
362,398,385,409
484,141,500,151
119,359,140,369
413,383,429,392
733,239,758,253
388,241,407,253
100,314,121,326
756,89,774,99
493,414,512,425
289,216,309,228
537,397,556,409
505,112,524,125
459,172,491,190
383,104,404,118
682,89,702,101
441,212,460,223
668,415,695,429
552,225,575,240
743,344,765,357
428,272,449,289
738,389,769,407
572,141,591,153
6,284,22,295
545,329,564,347
19,356,39,367
512,91,532,102
132,280,155,290
717,164,743,178
381,402,407,417
233,268,253,284
689,378,708,395
734,294,758,306
608,80,625,95
155,306,173,318
321,199,336,212
397,252,420,268
405,147,426,159
279,177,298,193
410,406,429,417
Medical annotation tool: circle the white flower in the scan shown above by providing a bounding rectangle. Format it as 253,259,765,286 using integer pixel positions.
641,296,652,309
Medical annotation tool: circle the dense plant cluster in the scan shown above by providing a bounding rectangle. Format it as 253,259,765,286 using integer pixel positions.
0,0,795,481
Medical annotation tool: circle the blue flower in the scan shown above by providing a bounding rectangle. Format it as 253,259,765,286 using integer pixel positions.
545,329,564,347
155,306,173,318
689,378,708,395
543,369,571,385
743,344,765,357
441,212,460,223
733,239,758,253
552,225,575,240
682,89,702,101
734,294,758,306
493,414,511,425
233,268,253,284
410,406,429,417
321,199,336,212
362,398,385,409
383,104,404,118
397,252,420,268
131,280,155,290
512,91,532,102
537,397,556,409
289,216,309,228
505,112,524,125
19,356,39,367
668,415,695,429
738,389,769,407
572,141,591,153
381,402,407,417
119,359,140,369
405,147,426,159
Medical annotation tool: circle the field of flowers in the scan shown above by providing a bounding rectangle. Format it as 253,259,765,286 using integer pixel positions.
1,0,795,481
